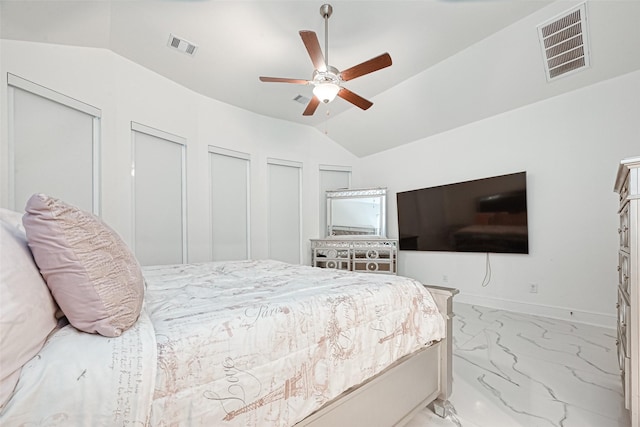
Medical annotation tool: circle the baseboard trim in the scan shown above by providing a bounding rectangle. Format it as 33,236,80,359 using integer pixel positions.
453,292,616,329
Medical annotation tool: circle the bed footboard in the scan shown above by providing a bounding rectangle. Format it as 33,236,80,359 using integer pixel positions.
424,285,459,404
296,285,458,426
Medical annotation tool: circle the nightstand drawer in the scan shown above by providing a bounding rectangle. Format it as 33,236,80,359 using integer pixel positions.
617,289,631,357
619,202,630,250
619,177,629,205
617,323,627,370
619,251,630,294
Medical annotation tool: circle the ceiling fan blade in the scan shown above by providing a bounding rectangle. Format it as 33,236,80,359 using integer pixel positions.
299,30,327,72
340,53,392,82
259,76,310,84
303,96,320,116
337,88,373,110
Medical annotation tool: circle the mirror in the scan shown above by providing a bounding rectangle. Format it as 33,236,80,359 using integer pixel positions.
326,188,387,237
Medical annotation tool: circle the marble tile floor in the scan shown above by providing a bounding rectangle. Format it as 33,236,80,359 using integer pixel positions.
405,303,630,427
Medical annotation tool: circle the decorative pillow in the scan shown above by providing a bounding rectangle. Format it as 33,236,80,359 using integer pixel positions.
0,208,58,409
23,194,144,338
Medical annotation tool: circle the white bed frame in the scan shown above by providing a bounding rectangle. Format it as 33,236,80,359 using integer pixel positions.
296,285,458,426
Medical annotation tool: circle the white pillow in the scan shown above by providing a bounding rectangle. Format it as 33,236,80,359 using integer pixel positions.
0,208,58,409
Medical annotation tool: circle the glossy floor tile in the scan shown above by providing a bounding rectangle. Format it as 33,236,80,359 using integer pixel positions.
406,303,630,427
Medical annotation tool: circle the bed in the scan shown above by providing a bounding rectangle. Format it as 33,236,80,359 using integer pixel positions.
0,194,456,426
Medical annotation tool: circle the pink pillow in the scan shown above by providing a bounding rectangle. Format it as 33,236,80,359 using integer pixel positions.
0,208,58,408
23,194,144,337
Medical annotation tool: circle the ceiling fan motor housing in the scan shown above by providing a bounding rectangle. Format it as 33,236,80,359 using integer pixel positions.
312,66,341,85
312,66,341,103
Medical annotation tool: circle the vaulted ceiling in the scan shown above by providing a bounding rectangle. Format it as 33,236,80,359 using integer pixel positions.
1,1,638,156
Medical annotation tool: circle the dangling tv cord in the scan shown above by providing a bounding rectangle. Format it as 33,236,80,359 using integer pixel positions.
481,252,492,287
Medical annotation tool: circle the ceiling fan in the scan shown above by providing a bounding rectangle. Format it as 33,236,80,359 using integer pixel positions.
259,4,392,116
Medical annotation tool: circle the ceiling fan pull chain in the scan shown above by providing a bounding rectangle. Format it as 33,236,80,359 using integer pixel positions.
324,108,331,135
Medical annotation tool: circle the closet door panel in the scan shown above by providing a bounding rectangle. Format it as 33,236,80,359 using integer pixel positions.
12,87,95,212
268,161,301,264
133,130,185,266
210,150,249,261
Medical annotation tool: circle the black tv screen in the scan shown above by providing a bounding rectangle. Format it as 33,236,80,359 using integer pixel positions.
396,172,528,254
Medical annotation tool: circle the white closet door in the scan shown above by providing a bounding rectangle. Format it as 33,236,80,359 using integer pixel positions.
319,167,351,237
10,79,99,213
209,148,250,261
133,125,186,266
268,160,302,264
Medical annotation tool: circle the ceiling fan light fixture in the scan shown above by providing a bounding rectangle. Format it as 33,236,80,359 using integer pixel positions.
313,82,340,103
258,3,391,115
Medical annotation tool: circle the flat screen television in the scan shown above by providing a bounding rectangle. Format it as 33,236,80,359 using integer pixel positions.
396,172,528,254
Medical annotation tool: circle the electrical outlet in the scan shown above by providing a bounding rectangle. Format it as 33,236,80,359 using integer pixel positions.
529,283,538,293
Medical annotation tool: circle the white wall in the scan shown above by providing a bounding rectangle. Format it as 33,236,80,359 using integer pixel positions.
2,39,637,327
360,70,640,327
0,40,359,265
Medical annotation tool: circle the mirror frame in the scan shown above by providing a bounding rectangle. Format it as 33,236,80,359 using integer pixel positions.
326,188,387,238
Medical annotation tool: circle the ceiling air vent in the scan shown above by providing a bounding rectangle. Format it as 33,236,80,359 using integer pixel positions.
167,33,198,56
537,3,590,81
293,94,310,105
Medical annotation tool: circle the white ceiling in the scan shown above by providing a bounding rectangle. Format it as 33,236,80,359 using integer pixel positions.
1,0,639,156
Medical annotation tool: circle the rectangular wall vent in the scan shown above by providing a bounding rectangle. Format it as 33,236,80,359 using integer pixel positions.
167,33,198,56
293,94,310,105
537,3,590,81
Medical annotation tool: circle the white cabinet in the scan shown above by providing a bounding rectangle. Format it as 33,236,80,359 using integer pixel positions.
311,238,398,274
614,156,640,426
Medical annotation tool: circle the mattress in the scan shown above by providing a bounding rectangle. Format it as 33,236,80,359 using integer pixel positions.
143,259,445,426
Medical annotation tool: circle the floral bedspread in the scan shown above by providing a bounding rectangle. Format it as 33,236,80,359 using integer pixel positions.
143,260,445,426
1,260,444,427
